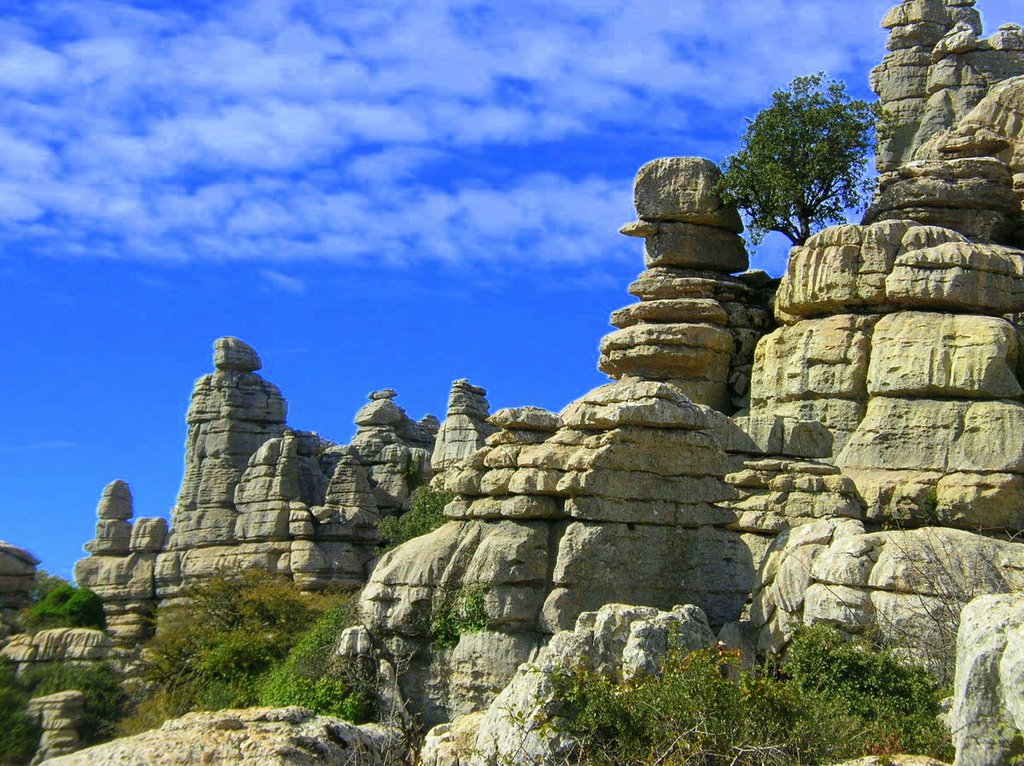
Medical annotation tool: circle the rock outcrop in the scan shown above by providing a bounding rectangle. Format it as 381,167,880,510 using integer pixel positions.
74,482,165,643
349,389,436,516
751,219,1024,527
601,158,776,414
28,691,85,765
951,592,1024,766
0,541,38,639
872,0,1022,174
76,339,439,647
347,377,766,725
1,628,116,675
41,707,403,766
419,603,716,766
430,380,495,479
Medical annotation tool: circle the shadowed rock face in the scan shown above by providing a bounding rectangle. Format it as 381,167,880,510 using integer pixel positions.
0,541,38,637
601,157,777,415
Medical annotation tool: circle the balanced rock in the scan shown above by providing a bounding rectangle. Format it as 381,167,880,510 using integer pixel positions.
41,707,403,766
212,336,262,372
601,158,776,413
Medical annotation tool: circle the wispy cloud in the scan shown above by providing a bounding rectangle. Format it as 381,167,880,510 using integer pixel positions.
260,268,307,293
0,440,76,452
0,0,1017,271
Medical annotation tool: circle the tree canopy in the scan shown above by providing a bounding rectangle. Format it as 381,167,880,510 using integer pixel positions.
717,73,879,246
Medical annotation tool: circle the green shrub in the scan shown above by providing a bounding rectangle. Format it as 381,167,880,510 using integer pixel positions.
21,583,106,632
549,629,953,765
20,662,127,747
378,486,453,548
784,625,952,759
125,570,353,733
30,571,71,603
258,604,372,722
0,664,41,766
430,583,488,649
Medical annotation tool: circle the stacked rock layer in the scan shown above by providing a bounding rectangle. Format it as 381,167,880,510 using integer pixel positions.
76,338,438,645
430,379,495,480
600,157,776,414
0,542,38,640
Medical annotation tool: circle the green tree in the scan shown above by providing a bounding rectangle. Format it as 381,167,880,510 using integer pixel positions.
718,73,878,246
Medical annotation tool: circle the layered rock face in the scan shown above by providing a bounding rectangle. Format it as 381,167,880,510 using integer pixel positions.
42,707,403,766
873,0,1022,174
348,378,772,725
74,482,166,642
1,628,116,675
349,389,436,516
0,541,38,638
601,158,776,414
870,1,1024,244
750,219,1024,527
28,691,85,765
75,339,440,646
430,380,495,479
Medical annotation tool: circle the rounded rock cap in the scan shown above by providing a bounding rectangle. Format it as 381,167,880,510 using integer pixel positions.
213,337,262,372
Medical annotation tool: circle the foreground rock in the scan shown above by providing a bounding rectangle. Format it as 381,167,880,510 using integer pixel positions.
419,603,715,766
951,593,1024,765
29,691,85,765
41,707,403,766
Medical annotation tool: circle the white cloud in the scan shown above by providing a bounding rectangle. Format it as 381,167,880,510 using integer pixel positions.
260,268,308,293
0,0,1017,271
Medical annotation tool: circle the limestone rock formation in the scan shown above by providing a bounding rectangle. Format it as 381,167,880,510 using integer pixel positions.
746,518,1024,677
419,603,716,766
75,482,165,643
349,389,436,516
601,157,776,413
41,707,403,766
348,377,765,725
0,541,38,638
1,628,116,674
951,593,1024,765
431,380,495,478
28,691,85,765
873,0,1022,174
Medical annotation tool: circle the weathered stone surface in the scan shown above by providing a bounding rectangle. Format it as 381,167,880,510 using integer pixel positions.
632,157,743,232
42,708,402,766
0,541,39,633
431,380,494,477
29,690,85,765
2,628,115,668
421,603,715,766
95,481,132,521
637,222,749,273
746,519,1024,676
212,336,262,372
867,312,1022,398
951,593,1024,766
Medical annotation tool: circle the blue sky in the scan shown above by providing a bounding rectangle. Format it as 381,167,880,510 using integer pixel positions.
1,0,1019,579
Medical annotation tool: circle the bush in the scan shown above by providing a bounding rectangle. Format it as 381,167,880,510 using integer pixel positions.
21,583,106,632
378,486,453,548
258,603,372,722
549,628,953,765
784,625,952,759
124,570,354,733
0,664,41,766
430,583,488,649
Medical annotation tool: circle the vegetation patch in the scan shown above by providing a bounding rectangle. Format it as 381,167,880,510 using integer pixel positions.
378,486,453,549
549,625,952,765
21,582,106,633
430,583,489,649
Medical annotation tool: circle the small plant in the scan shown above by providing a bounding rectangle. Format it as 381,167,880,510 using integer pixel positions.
21,582,106,632
258,603,372,722
430,583,489,649
378,486,453,549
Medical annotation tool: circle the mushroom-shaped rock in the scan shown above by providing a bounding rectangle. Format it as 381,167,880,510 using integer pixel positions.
96,480,133,521
213,336,262,372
